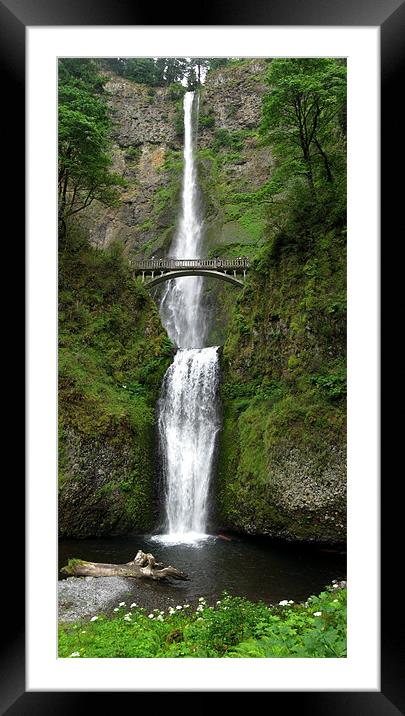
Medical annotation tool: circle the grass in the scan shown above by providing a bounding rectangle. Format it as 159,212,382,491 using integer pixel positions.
59,583,346,658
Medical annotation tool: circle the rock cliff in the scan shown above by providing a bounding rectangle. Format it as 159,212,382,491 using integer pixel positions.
58,235,173,537
67,59,346,543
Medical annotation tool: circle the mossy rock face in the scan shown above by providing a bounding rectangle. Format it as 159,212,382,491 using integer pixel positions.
59,426,156,537
215,219,347,543
58,230,173,538
216,397,346,542
207,220,252,247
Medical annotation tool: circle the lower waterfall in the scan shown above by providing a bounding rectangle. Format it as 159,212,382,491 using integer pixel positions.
156,347,220,542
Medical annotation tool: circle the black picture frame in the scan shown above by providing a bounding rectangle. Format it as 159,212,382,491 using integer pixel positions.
5,0,396,711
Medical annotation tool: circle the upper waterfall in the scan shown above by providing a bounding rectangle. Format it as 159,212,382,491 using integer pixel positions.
159,91,207,349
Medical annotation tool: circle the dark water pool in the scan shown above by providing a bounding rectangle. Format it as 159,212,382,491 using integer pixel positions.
59,533,346,606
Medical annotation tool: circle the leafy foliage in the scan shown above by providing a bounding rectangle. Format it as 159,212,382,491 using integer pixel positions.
58,585,346,658
261,58,346,192
212,128,244,153
311,366,346,401
103,58,211,89
220,59,347,261
58,227,173,471
58,59,124,231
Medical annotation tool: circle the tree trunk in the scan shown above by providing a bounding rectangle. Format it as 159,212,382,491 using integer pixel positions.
314,137,333,182
61,550,189,582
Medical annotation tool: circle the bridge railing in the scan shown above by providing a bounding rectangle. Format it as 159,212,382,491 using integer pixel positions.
131,258,249,271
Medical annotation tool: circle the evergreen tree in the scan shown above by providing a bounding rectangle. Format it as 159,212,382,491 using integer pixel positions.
58,59,124,235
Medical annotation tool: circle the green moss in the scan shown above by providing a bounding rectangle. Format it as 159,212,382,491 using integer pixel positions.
124,146,141,164
58,229,173,537
217,217,346,540
61,558,90,575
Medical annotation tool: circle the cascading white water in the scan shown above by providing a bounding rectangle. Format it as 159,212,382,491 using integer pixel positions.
160,91,206,349
158,347,220,540
155,91,220,544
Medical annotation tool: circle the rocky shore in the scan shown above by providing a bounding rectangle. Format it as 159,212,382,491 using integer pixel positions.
58,575,347,624
59,576,198,623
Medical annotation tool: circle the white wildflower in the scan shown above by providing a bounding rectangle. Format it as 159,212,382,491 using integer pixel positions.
156,615,164,621
148,614,154,619
198,597,205,602
196,605,204,612
130,603,137,608
70,652,80,657
113,608,119,612
288,600,294,604
313,611,322,617
124,615,132,622
119,602,126,607
168,607,175,615
183,604,190,608
279,600,289,606
216,600,221,605
176,605,182,610
90,616,98,622
81,631,86,634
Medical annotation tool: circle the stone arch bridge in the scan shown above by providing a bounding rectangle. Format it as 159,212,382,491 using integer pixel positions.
131,258,249,288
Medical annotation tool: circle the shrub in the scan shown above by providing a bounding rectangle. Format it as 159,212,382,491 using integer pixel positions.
58,585,347,659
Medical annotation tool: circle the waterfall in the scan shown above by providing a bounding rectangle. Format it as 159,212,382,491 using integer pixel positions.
160,91,206,349
158,348,220,539
155,91,220,543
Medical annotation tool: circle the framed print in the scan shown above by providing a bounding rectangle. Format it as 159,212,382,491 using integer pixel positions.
3,0,398,710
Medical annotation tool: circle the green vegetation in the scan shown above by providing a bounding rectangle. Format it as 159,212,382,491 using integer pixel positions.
103,58,210,90
261,59,346,194
60,559,90,575
59,232,173,431
174,98,185,137
167,82,187,101
58,59,125,232
212,128,244,153
57,57,347,542
215,59,347,540
199,106,215,128
58,229,173,536
103,58,186,87
59,585,346,658
124,146,142,163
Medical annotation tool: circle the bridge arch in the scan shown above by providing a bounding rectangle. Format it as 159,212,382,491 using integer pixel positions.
144,269,244,288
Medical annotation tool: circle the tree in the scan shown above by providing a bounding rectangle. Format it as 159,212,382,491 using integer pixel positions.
208,59,229,71
123,58,159,84
163,58,188,85
187,58,210,88
261,59,346,192
58,59,124,235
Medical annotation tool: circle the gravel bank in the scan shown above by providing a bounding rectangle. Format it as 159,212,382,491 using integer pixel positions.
59,576,203,623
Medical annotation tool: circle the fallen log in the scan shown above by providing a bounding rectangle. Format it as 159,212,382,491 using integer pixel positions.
61,549,189,582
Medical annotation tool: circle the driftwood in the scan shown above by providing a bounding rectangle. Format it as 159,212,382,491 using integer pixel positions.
61,550,189,582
